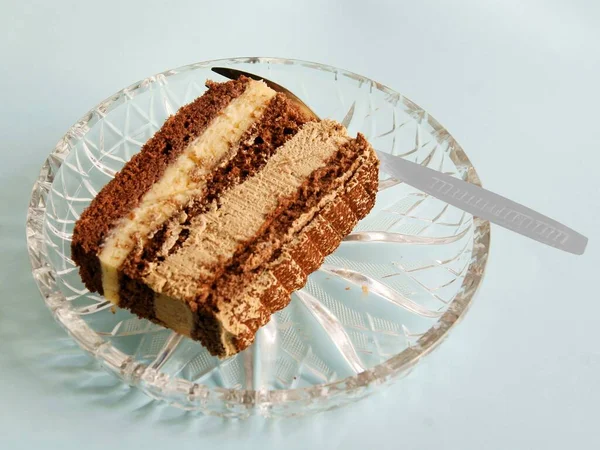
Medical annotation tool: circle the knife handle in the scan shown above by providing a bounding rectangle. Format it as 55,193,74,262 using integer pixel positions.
377,151,588,255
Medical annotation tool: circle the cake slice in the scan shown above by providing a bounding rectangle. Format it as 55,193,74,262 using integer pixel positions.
72,76,379,358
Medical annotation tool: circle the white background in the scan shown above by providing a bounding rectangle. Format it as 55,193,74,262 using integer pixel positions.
1,1,599,448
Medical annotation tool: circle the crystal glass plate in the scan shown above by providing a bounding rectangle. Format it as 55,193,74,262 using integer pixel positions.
26,57,490,417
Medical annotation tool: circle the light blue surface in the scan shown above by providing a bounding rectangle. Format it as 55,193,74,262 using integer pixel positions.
1,0,599,448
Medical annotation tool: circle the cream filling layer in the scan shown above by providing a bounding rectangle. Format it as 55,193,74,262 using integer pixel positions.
99,80,276,304
144,121,350,325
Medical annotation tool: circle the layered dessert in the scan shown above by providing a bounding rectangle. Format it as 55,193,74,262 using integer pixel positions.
72,76,379,358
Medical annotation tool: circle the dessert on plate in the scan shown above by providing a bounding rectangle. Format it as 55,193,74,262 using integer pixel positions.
72,76,379,358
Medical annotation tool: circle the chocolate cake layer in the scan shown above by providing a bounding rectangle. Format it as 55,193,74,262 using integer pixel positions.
72,77,251,295
71,77,379,359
